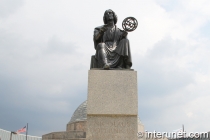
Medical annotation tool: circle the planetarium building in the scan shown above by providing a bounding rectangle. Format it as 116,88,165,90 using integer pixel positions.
0,100,145,140
42,100,145,140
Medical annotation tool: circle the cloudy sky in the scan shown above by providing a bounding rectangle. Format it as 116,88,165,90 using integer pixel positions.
0,0,210,137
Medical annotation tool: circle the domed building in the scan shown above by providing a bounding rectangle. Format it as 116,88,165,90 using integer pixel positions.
42,100,145,140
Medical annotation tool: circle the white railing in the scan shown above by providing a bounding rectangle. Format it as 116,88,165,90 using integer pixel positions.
0,128,42,140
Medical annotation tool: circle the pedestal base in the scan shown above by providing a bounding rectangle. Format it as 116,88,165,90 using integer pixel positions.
87,70,138,140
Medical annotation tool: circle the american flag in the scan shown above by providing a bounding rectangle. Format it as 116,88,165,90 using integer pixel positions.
16,126,26,134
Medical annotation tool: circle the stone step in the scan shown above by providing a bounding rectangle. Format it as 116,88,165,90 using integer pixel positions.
43,139,86,140
66,131,86,138
42,131,86,139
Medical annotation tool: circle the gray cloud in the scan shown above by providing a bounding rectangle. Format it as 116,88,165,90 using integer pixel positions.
1,0,210,137
136,37,194,98
0,0,24,18
45,36,76,54
0,28,88,136
136,36,196,132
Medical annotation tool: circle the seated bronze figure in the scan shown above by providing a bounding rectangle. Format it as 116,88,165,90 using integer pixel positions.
90,9,132,69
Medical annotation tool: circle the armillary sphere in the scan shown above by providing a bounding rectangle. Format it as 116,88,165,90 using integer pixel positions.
122,17,138,32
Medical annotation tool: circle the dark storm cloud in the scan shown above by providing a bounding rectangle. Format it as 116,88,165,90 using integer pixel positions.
0,0,24,18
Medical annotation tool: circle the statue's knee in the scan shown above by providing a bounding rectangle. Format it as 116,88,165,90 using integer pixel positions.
97,43,105,50
121,38,129,42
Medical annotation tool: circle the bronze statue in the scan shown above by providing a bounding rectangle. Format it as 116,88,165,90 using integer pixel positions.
90,9,132,69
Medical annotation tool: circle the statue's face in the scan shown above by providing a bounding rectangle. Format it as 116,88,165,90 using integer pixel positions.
105,10,114,21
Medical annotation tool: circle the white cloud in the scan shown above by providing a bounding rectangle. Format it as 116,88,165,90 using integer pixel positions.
0,0,210,136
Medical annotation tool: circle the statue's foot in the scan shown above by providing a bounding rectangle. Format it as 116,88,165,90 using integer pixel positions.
103,63,110,70
126,65,131,69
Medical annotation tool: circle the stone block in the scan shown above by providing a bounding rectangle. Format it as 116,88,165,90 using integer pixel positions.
42,132,66,139
66,121,86,131
87,70,138,115
66,123,74,131
65,131,86,138
87,115,137,140
86,70,138,140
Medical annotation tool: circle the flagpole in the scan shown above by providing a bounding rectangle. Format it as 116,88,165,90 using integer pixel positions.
10,132,12,140
10,132,17,140
182,124,184,139
182,124,184,132
26,123,28,140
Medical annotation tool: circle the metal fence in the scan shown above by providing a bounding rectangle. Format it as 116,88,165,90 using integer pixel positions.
0,128,42,140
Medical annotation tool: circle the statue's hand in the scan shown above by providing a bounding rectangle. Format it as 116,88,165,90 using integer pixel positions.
119,30,128,40
122,31,128,38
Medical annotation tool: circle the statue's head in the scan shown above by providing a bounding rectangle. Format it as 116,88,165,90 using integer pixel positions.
103,9,118,24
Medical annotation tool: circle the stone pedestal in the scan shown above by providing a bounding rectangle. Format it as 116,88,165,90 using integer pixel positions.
87,70,138,140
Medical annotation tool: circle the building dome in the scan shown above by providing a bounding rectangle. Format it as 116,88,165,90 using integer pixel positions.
69,100,87,123
68,100,142,125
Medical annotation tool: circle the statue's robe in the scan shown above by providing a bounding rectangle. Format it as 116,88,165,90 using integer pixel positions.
93,25,132,68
